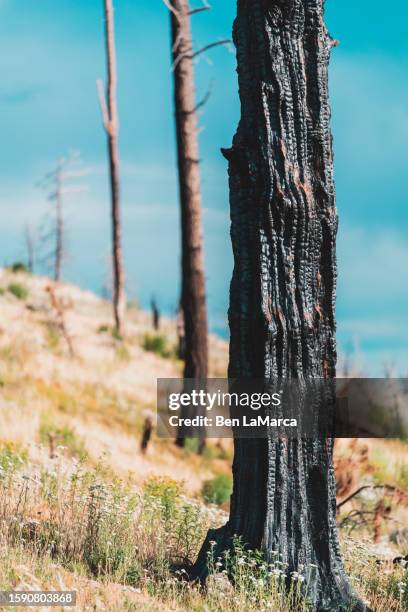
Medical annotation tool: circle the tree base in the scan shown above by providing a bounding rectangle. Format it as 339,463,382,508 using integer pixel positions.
190,523,371,612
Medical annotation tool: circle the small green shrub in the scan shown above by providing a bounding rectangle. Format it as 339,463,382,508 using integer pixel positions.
7,283,28,300
9,262,28,273
142,333,174,359
0,287,5,296
97,324,110,334
142,475,206,565
184,437,200,453
111,328,123,341
39,417,88,461
202,443,232,462
144,476,182,521
202,473,233,506
0,442,27,475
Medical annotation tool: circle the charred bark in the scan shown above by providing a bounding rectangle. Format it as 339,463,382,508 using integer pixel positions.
192,2,365,610
170,0,209,384
99,0,126,336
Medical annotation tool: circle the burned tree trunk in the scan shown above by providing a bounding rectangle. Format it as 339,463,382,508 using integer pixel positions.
140,416,153,455
151,297,160,331
192,1,364,609
98,0,126,336
169,0,209,451
169,0,209,384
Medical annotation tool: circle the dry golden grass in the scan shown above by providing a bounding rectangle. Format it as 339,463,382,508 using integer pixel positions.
0,269,407,611
0,268,230,497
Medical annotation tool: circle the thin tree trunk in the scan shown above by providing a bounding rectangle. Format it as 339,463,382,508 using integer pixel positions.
170,0,209,450
100,0,126,336
170,0,208,382
24,223,35,274
192,2,365,610
54,162,63,283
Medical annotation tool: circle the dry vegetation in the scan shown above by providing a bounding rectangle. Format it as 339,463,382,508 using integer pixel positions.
0,268,407,611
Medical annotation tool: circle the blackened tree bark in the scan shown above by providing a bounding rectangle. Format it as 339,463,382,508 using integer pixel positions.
192,1,365,610
169,0,209,384
98,0,126,336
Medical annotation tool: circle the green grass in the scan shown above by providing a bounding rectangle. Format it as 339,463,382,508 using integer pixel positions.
34,379,140,434
0,452,406,611
111,327,123,342
202,473,233,506
39,415,88,461
142,333,175,359
0,442,27,474
7,282,28,300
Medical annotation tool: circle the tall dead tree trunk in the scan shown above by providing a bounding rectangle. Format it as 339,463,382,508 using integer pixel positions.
192,2,364,610
170,0,209,384
98,0,126,336
170,0,209,451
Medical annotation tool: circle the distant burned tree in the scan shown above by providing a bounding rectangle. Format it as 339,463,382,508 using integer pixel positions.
37,159,65,282
165,0,230,449
37,155,86,282
24,223,36,273
140,416,153,455
167,0,209,387
98,0,126,337
192,1,364,609
151,297,160,331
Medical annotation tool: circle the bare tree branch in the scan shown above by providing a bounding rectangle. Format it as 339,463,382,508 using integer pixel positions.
192,39,232,59
172,31,183,53
188,0,211,14
172,38,232,70
97,79,110,132
189,6,210,16
194,80,213,112
164,0,210,18
162,0,180,18
37,154,86,282
337,484,397,511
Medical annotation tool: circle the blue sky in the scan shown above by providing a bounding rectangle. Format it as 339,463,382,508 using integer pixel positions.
0,0,406,375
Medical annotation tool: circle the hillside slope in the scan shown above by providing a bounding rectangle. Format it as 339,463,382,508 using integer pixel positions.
0,268,229,493
0,269,407,611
